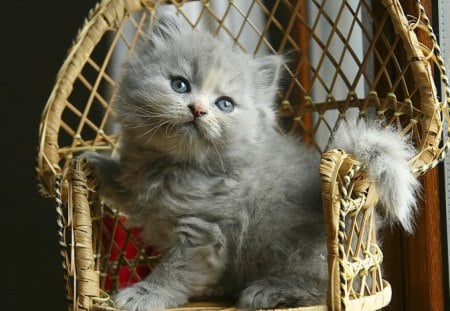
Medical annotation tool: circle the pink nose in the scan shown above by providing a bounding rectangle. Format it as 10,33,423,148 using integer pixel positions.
189,104,207,118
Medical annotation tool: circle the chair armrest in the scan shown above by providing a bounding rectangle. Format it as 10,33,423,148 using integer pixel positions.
320,149,391,311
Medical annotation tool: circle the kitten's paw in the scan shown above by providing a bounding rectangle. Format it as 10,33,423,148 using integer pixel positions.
79,151,106,177
237,278,320,309
80,151,108,172
115,283,184,311
80,151,103,161
79,152,129,203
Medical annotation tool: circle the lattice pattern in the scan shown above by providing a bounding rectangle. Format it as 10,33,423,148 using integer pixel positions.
339,168,383,300
100,206,159,292
36,0,448,310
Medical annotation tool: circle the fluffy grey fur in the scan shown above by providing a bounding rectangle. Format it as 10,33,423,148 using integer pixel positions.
83,12,419,311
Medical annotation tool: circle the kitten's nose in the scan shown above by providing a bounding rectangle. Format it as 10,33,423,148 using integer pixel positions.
188,103,207,118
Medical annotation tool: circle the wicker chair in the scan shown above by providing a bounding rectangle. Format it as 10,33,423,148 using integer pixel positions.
36,0,449,310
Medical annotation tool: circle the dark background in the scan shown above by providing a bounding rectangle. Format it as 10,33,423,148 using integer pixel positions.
2,1,97,310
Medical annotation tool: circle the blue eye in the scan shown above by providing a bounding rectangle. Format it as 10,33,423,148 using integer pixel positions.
170,77,191,93
215,96,235,113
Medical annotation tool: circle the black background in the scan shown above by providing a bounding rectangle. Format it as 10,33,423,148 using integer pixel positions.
2,1,97,310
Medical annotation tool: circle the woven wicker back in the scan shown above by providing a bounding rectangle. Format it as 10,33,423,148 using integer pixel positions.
36,0,448,310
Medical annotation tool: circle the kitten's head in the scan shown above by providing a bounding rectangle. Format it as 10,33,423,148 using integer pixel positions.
114,11,283,162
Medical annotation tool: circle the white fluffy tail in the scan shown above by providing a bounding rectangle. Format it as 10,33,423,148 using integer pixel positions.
330,119,420,233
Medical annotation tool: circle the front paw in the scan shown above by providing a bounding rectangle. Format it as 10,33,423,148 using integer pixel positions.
80,151,107,174
115,283,186,311
79,152,128,199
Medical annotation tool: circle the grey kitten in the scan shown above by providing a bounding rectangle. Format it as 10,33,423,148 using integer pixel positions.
84,12,419,311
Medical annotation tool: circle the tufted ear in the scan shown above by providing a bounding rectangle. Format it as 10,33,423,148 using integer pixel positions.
149,10,187,42
253,54,284,93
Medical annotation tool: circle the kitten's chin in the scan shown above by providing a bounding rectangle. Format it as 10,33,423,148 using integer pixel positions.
180,121,199,132
178,119,222,142
124,119,223,160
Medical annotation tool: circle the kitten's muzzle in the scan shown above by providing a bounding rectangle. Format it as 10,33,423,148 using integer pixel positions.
188,103,208,119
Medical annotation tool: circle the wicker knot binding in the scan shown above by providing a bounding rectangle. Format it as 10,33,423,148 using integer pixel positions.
36,0,449,310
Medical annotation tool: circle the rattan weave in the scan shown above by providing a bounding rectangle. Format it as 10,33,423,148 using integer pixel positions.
36,0,449,310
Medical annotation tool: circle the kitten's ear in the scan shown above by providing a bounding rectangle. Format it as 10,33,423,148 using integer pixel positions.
149,10,187,42
253,55,284,92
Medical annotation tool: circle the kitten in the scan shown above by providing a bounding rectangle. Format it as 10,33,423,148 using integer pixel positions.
84,12,419,311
